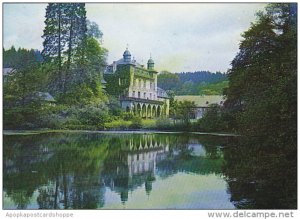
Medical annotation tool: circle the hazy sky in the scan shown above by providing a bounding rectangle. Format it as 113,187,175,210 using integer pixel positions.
3,3,267,72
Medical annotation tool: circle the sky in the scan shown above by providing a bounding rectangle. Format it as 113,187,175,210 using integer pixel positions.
3,3,267,73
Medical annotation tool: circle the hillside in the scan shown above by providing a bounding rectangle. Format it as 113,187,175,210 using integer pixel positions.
157,71,228,95
199,80,229,95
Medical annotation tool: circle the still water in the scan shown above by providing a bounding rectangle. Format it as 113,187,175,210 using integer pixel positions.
3,132,296,209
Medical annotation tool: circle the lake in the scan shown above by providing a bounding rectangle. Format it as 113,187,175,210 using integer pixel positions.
3,132,296,209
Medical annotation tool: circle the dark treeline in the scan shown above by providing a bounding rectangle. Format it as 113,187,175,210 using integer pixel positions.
195,4,297,209
3,47,43,69
197,4,297,208
157,70,227,95
224,3,296,138
178,71,226,84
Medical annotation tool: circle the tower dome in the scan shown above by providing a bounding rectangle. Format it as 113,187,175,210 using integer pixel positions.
147,58,154,64
123,47,131,62
147,56,154,70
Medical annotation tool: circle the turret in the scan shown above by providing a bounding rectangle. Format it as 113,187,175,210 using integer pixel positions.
147,56,154,70
123,47,131,63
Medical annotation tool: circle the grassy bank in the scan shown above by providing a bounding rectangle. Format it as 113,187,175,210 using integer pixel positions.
104,119,157,130
3,118,236,135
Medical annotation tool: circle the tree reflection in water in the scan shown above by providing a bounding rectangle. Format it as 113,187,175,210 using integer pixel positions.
222,137,297,209
3,133,296,209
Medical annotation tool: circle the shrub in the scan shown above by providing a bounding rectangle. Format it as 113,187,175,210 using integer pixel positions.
130,116,142,129
142,119,156,129
122,112,134,121
40,113,65,129
104,120,131,130
155,118,172,130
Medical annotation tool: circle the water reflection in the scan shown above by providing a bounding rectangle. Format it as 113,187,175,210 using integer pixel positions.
101,135,169,204
3,132,296,209
222,137,297,209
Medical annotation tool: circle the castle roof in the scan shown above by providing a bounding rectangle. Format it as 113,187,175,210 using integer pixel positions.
174,95,225,107
123,48,131,56
147,58,154,64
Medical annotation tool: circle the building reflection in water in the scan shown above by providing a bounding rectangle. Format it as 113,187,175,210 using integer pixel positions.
4,133,216,209
103,134,169,203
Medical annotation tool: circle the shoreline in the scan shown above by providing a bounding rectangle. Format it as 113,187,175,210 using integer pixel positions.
2,129,239,137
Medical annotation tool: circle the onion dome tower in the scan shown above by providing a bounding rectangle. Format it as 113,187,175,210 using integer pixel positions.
147,55,154,70
123,47,131,63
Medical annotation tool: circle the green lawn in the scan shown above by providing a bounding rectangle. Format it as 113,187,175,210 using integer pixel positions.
104,119,157,130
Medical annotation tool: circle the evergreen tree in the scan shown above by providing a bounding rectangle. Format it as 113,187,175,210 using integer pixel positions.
42,3,68,93
3,46,42,69
42,3,88,94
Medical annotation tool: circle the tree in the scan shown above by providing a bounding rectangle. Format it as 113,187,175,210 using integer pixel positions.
42,3,88,94
173,100,196,125
3,47,42,69
157,70,227,95
197,104,224,132
3,64,51,129
42,3,67,92
87,20,103,40
157,71,180,91
224,3,297,141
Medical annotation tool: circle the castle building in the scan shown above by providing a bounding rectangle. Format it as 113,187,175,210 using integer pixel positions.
104,48,170,118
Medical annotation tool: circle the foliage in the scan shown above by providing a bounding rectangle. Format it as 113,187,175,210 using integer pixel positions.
2,3,110,131
103,64,132,97
106,95,123,117
85,37,108,75
157,70,227,95
3,46,43,69
121,112,134,121
3,64,52,129
129,116,142,129
141,119,157,129
197,104,226,132
224,3,297,141
58,81,107,106
157,71,180,91
42,3,97,95
194,4,297,137
104,120,131,130
199,80,229,95
87,19,103,39
172,100,196,125
155,118,173,130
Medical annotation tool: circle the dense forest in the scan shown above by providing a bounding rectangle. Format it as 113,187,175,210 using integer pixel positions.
3,47,43,69
157,71,227,95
